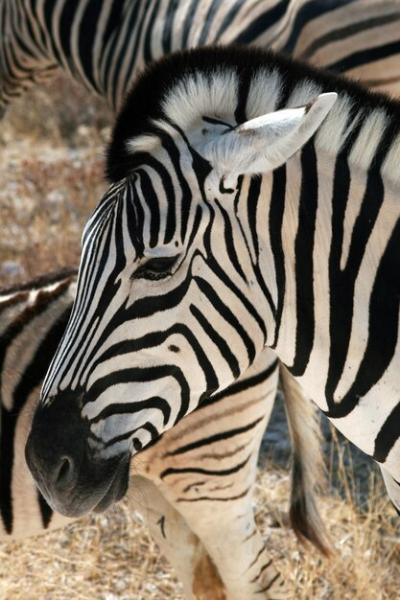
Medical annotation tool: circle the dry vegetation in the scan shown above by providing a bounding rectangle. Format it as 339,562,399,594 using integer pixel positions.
0,75,399,599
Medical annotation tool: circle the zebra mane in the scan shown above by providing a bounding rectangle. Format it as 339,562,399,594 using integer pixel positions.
107,45,400,188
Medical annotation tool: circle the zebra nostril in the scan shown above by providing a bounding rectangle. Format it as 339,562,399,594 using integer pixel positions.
54,456,75,487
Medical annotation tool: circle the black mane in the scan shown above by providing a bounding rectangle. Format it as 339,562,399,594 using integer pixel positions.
107,44,400,183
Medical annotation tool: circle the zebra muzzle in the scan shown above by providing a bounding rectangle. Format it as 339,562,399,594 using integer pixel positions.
25,390,130,517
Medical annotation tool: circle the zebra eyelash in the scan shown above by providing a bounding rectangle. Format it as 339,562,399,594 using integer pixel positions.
131,255,180,281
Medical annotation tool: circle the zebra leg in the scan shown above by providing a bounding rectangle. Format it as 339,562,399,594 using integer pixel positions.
134,350,287,599
162,449,286,599
127,475,225,600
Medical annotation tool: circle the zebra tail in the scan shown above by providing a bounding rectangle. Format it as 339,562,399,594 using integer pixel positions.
280,364,332,556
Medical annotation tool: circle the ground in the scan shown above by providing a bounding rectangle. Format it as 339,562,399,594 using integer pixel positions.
0,75,399,599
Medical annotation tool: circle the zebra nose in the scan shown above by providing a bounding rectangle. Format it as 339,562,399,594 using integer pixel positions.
25,390,88,496
26,390,131,518
53,455,76,488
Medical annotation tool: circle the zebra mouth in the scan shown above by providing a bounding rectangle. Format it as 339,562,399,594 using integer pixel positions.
93,458,130,513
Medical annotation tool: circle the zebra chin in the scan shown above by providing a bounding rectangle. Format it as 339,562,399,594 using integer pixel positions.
25,390,131,518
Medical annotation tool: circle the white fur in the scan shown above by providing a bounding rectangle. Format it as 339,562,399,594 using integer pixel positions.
244,68,283,118
162,70,239,130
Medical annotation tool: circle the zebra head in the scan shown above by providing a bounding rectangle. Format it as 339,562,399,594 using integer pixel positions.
26,47,336,517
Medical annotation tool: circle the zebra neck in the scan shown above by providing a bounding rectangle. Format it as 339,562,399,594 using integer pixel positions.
265,116,400,398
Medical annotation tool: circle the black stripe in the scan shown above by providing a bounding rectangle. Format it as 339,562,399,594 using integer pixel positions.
233,0,288,44
78,0,103,92
248,545,268,571
190,304,241,379
289,141,318,377
214,0,246,40
325,121,394,415
91,396,171,426
328,40,400,74
112,2,143,103
269,166,287,349
214,199,248,284
156,127,193,243
164,416,264,456
161,453,252,479
59,0,80,63
201,213,267,340
250,558,273,583
177,486,250,502
301,12,400,62
181,0,199,48
374,400,400,463
137,169,160,248
256,572,281,594
244,177,276,324
282,0,355,54
161,0,179,54
194,276,256,365
198,0,222,46
143,0,162,64
86,364,190,423
37,490,53,530
103,0,125,46
206,359,278,405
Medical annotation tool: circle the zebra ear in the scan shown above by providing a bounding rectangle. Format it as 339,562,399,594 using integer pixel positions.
202,92,337,180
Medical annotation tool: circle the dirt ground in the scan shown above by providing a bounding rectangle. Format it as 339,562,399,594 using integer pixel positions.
0,75,399,599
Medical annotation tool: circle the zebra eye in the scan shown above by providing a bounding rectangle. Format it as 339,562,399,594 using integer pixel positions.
132,255,179,281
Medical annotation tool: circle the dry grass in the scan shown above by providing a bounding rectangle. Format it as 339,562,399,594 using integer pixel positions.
0,75,111,283
0,75,399,599
0,467,398,600
259,466,400,600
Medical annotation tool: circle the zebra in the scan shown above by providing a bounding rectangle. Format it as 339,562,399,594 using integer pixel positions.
2,0,400,115
25,45,400,598
2,2,399,594
0,269,326,599
4,0,400,585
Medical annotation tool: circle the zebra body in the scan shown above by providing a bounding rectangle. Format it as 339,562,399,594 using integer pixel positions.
1,271,326,598
2,0,400,112
26,46,400,544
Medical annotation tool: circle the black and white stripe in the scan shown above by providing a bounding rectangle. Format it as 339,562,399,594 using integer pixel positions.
35,45,400,531
2,0,400,113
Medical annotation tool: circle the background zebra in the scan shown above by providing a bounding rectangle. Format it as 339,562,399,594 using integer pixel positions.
2,0,400,114
25,47,400,600
0,269,327,598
